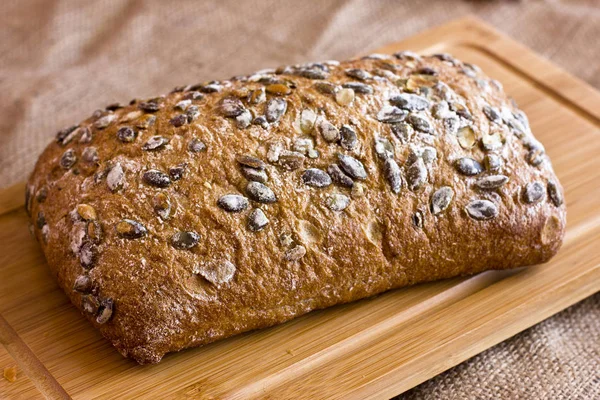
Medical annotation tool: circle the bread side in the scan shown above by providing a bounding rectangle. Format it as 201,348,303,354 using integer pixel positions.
26,52,566,364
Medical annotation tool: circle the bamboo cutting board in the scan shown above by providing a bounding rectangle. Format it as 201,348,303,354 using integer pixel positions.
1,16,600,400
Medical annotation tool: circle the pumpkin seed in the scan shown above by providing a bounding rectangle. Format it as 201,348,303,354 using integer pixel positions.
217,194,249,212
86,220,103,244
136,114,156,129
302,168,332,188
116,219,148,239
247,208,269,232
77,204,97,221
197,260,236,285
465,200,498,220
265,83,292,95
481,134,503,151
457,126,476,149
313,82,338,95
430,187,454,214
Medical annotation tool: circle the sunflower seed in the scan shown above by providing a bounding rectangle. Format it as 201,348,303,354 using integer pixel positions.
284,245,306,261
142,170,171,188
326,194,350,211
82,294,100,315
73,275,92,293
116,219,147,239
237,155,266,170
36,186,48,203
82,147,99,164
77,204,97,221
266,98,287,123
455,157,483,176
432,101,451,119
136,114,156,129
250,87,266,104
78,127,92,144
313,81,338,94
246,182,277,203
247,208,269,232
377,105,407,123
253,116,269,129
117,126,136,143
235,109,253,129
340,125,358,150
175,99,191,111
106,162,124,192
142,136,169,151
217,195,247,212
96,298,114,324
412,211,424,228
240,166,268,183
527,148,545,166
483,105,502,124
345,68,371,81
374,137,394,160
391,122,414,144
484,154,503,172
292,138,314,155
422,146,437,165
327,164,354,188
465,200,498,220
302,168,332,188
56,125,79,146
219,97,245,117
415,67,437,76
342,82,373,95
197,260,236,285
335,88,355,106
169,164,186,181
278,150,305,171
171,231,200,250
338,154,367,180
317,119,340,142
151,192,171,219
384,158,402,193
93,114,116,129
138,101,161,112
547,181,563,207
481,134,503,151
170,114,188,127
389,93,430,111
475,175,509,190
432,53,457,64
293,66,329,80
188,138,207,153
406,158,427,191
86,220,103,244
36,211,46,229
523,182,545,204
407,114,432,133
60,149,77,169
431,186,454,214
183,91,204,101
79,241,97,269
393,51,421,61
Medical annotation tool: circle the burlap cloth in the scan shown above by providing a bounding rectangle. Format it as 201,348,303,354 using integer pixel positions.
1,0,598,397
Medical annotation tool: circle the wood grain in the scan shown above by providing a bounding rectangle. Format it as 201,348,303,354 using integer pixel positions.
1,16,599,399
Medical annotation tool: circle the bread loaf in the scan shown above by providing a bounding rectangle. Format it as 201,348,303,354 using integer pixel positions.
26,51,566,364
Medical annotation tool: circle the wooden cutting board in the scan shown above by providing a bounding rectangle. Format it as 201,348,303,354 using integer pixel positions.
1,16,600,400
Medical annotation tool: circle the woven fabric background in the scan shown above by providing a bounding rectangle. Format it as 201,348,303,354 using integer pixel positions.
1,0,598,397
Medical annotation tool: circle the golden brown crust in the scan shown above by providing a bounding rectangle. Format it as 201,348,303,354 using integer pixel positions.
25,51,566,364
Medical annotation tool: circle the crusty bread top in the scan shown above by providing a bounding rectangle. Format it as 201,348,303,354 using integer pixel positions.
26,51,566,363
